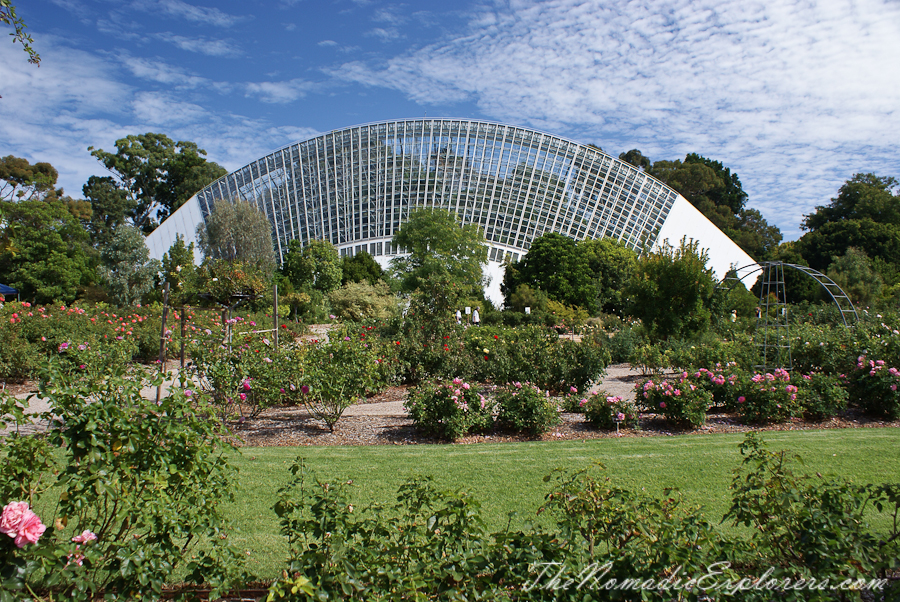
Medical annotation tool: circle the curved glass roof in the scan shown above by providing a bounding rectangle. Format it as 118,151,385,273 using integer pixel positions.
192,118,681,264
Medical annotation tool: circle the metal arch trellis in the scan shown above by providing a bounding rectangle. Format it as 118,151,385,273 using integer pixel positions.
718,262,860,373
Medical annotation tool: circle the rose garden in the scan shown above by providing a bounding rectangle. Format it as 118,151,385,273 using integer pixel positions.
1,291,899,601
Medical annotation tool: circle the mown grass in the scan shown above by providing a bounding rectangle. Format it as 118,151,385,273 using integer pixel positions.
224,427,900,580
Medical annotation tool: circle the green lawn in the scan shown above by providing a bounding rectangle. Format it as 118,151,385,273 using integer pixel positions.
224,427,900,579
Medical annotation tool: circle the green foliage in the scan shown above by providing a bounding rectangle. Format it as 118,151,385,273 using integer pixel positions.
738,369,802,424
89,133,227,232
197,259,272,308
0,360,246,600
327,281,398,322
197,199,276,273
0,1,40,66
495,382,560,435
539,464,730,595
0,200,94,304
340,251,384,286
650,154,781,260
618,148,651,170
580,237,639,314
606,322,646,363
81,175,134,248
295,337,377,432
849,354,900,419
390,208,487,297
584,392,640,430
725,433,900,599
666,332,757,372
0,155,58,202
98,225,160,306
405,378,492,440
280,239,342,295
503,232,598,313
797,372,849,419
827,247,883,307
625,238,718,341
507,283,547,314
159,234,198,305
637,374,712,428
273,462,491,601
188,331,291,422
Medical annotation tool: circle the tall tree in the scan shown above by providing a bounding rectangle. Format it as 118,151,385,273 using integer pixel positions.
618,149,651,171
502,232,597,313
390,208,488,296
281,239,342,294
579,237,638,314
797,174,900,278
82,175,135,247
624,238,718,341
0,155,61,202
0,200,93,303
98,226,161,307
649,154,781,259
160,234,198,305
196,199,275,273
89,133,226,232
341,251,385,286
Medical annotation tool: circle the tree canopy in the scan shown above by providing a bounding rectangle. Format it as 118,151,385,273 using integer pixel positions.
0,200,93,303
196,199,276,274
280,239,342,295
0,155,61,202
502,233,597,313
89,133,226,232
797,174,900,280
624,238,718,341
341,251,385,286
98,226,160,307
390,208,487,296
648,153,781,260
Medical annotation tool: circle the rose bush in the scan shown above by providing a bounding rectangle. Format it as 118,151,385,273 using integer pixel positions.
405,378,492,441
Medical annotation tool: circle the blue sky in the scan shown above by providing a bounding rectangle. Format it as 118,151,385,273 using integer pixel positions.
2,0,898,240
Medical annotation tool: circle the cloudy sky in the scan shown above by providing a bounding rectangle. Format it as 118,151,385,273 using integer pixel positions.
2,0,898,239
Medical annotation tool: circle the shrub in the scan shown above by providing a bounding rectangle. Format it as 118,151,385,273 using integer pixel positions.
848,354,900,419
560,385,589,413
690,365,747,410
737,369,802,424
607,323,644,363
584,393,640,430
294,337,378,432
637,374,712,428
0,360,246,600
629,342,669,375
797,372,849,419
495,382,560,435
405,378,492,441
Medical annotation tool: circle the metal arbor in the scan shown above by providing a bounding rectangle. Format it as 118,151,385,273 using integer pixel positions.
718,262,859,372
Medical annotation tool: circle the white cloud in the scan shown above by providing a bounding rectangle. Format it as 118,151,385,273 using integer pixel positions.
156,33,241,57
0,36,319,200
119,55,210,88
332,0,900,238
318,39,338,46
140,0,242,28
245,79,316,103
366,27,402,41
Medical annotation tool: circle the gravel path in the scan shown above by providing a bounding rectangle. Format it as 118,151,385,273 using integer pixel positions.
5,364,898,445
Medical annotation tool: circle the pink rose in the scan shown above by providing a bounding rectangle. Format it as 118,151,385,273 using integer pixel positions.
72,530,97,544
14,510,46,548
243,380,252,391
1,501,29,537
239,393,247,402
659,402,666,409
